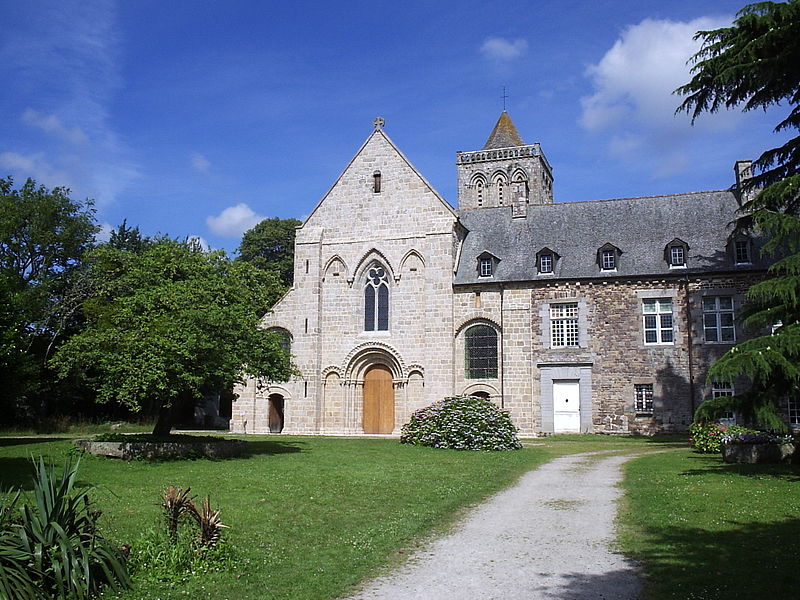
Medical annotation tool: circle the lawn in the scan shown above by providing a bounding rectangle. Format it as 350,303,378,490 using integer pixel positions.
618,449,800,599
0,434,595,600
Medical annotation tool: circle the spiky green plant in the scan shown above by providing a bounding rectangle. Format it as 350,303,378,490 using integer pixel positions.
159,485,196,542
0,458,130,599
190,496,228,549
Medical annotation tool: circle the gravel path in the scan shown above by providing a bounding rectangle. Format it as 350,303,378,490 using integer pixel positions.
345,452,645,600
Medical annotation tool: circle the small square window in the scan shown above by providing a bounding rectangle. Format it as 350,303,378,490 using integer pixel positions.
601,250,616,270
734,240,751,264
670,245,685,266
634,384,654,414
479,257,493,277
539,253,553,273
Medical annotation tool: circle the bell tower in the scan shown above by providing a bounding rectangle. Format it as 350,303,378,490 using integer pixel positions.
456,112,553,217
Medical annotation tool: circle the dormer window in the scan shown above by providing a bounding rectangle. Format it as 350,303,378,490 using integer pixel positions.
665,238,689,268
734,239,751,264
536,247,558,275
477,252,498,278
598,243,621,272
373,171,381,193
601,250,616,270
670,245,685,266
479,257,492,277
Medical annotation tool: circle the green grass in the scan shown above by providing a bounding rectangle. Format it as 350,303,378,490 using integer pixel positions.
0,435,582,600
0,417,153,437
619,449,800,599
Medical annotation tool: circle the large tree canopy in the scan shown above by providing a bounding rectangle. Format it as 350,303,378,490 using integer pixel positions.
51,238,291,435
0,177,98,421
236,217,302,287
677,1,800,429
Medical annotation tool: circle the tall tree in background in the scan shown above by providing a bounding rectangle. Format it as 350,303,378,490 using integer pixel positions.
677,0,800,429
236,217,302,288
51,238,291,436
0,177,97,423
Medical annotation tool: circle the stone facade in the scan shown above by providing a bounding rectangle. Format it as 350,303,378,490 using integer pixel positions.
231,113,768,437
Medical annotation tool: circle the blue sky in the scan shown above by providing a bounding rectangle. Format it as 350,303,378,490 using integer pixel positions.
1,0,789,253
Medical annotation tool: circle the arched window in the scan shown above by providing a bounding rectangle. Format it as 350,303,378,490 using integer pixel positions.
465,325,498,379
364,264,389,331
476,179,484,206
267,328,292,354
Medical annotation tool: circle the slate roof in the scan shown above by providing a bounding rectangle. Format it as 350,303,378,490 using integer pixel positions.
454,190,768,285
482,112,525,150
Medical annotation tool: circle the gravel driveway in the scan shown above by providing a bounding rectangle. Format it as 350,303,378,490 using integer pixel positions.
345,452,644,600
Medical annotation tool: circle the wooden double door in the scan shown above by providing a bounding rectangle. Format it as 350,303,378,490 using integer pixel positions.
363,365,395,434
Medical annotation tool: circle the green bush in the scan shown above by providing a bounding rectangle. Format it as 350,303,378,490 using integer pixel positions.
689,422,756,453
400,396,522,451
0,458,130,599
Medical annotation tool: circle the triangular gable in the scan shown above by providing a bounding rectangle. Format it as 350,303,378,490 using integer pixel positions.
302,125,457,227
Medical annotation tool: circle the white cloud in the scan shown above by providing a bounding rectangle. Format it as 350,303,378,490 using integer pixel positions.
580,17,730,133
190,152,211,173
206,203,265,238
187,235,212,251
22,108,88,145
0,151,73,189
480,38,528,61
95,222,114,243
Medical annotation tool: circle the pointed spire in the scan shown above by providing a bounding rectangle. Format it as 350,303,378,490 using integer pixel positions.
482,111,525,150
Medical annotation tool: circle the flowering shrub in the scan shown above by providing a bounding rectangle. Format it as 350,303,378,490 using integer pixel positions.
721,431,794,445
400,396,522,451
689,422,756,453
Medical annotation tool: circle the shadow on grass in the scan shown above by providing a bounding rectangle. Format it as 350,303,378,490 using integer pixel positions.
680,453,800,482
629,518,800,598
242,439,305,457
0,436,71,447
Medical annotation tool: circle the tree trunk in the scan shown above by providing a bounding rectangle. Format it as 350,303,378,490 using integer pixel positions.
152,402,175,437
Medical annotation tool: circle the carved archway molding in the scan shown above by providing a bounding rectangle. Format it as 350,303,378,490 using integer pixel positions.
343,341,406,382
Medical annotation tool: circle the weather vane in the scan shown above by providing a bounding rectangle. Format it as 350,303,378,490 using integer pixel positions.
501,86,508,111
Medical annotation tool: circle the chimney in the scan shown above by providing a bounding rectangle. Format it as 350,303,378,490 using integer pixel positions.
734,160,753,205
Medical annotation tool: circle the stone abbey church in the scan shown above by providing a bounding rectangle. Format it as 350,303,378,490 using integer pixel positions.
231,112,766,437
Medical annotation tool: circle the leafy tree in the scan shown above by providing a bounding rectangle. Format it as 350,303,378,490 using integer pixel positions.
51,238,291,436
0,177,98,423
236,217,302,287
107,219,150,253
677,1,800,429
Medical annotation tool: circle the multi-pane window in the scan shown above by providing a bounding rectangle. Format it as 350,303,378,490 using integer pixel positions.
364,265,389,331
539,253,553,273
734,239,751,264
670,245,685,266
788,396,800,426
643,298,674,344
712,381,735,421
601,250,616,270
551,303,579,347
465,325,498,379
479,257,493,277
634,384,654,413
703,296,735,342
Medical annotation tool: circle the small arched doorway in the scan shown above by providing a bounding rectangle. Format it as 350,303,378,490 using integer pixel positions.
363,365,394,434
268,394,285,433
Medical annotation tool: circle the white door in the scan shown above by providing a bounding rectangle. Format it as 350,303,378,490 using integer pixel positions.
553,380,580,433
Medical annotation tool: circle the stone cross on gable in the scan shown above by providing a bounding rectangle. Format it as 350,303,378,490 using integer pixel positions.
373,116,385,129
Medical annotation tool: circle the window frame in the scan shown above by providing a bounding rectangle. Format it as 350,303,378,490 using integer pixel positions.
464,324,499,380
478,256,494,278
601,249,616,271
539,253,553,274
634,383,654,414
642,298,674,345
734,239,751,264
669,245,685,267
550,303,579,348
702,296,735,343
364,264,389,331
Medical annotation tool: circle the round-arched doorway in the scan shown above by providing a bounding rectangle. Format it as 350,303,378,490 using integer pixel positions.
268,393,285,433
363,365,394,434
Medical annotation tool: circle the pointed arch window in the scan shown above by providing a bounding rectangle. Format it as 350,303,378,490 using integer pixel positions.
364,264,389,331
